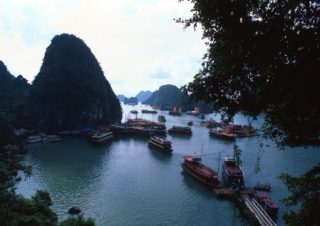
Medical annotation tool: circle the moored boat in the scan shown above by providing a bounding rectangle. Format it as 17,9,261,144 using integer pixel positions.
168,126,192,135
130,110,138,114
187,120,193,126
222,157,244,189
90,131,113,144
148,136,172,153
209,129,236,141
181,156,219,188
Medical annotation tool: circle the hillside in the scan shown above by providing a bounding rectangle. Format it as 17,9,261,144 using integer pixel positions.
28,34,122,132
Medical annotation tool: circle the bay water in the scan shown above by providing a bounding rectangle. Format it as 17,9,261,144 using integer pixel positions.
17,103,320,225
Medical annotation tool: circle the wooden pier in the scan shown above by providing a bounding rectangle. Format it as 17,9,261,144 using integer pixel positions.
243,196,277,226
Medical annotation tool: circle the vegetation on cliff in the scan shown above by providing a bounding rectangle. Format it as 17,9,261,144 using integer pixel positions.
28,34,122,132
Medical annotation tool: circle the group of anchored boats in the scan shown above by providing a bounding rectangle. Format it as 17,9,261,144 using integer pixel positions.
181,154,278,219
25,110,277,222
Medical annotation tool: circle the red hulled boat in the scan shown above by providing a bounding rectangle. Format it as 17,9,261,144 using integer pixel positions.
181,156,219,188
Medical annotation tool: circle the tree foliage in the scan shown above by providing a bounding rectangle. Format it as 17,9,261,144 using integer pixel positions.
29,34,122,132
280,165,320,226
178,0,320,147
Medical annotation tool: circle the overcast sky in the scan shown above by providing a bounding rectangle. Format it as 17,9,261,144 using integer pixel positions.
0,0,206,96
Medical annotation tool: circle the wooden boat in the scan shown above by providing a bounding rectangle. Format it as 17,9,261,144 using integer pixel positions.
181,156,219,188
27,135,42,144
148,136,172,153
90,131,113,144
254,191,278,218
222,157,244,189
168,126,192,135
141,109,157,114
209,129,236,140
157,115,166,122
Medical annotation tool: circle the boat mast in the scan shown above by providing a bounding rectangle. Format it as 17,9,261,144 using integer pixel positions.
217,152,221,176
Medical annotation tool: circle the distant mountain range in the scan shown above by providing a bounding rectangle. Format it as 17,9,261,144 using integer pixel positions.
117,90,152,103
135,90,152,102
117,86,212,113
117,94,126,102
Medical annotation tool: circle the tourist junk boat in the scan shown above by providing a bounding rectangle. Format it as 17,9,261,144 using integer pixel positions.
168,126,192,135
181,156,219,188
148,136,172,153
90,131,113,144
209,129,236,141
222,157,244,189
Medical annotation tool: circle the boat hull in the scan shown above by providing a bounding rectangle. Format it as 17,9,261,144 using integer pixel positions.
90,132,113,145
181,163,219,188
148,141,172,153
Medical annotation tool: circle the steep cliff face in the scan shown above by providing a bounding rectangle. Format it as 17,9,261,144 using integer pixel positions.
29,34,122,131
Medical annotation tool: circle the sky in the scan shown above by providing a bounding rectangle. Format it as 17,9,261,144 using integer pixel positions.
0,0,206,97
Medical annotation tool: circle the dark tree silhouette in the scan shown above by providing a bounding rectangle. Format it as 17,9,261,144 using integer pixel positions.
178,0,320,147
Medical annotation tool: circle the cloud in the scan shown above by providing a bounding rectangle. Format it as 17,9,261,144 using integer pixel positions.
0,0,206,95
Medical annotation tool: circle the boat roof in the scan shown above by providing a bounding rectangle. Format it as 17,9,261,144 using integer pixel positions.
223,157,235,162
183,155,202,162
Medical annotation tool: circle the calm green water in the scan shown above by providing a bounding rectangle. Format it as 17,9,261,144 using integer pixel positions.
17,104,320,226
